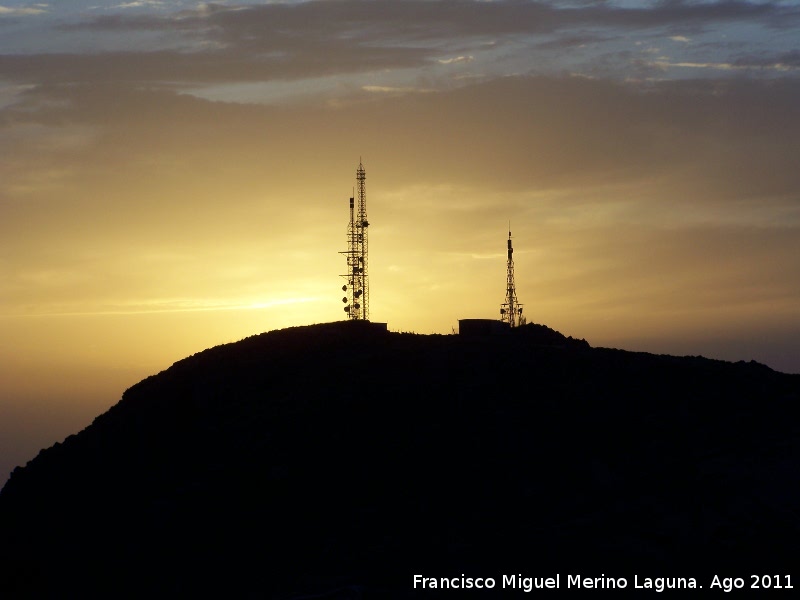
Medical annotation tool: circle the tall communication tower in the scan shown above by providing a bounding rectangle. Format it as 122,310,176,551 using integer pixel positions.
340,160,369,320
500,227,524,327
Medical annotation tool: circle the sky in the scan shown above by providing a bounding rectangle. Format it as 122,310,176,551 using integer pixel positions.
1,0,799,484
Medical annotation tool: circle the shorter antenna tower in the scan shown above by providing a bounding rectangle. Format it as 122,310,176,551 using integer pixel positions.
500,227,524,327
340,160,369,320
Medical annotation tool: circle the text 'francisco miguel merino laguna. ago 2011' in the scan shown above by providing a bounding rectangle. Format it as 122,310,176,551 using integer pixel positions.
413,574,795,593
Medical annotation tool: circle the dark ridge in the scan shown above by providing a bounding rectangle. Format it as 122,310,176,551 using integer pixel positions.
1,321,798,597
513,321,590,349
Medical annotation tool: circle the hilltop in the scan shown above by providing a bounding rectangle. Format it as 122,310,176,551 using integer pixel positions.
1,321,798,597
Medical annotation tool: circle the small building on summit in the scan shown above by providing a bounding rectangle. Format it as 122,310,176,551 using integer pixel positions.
458,319,510,337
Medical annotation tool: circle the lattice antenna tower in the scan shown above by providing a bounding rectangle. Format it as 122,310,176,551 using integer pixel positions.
340,160,369,320
500,226,523,327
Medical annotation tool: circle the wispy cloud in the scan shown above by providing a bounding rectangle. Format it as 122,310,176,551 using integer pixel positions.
652,59,797,72
111,1,164,9
362,85,433,94
438,55,474,65
0,5,48,15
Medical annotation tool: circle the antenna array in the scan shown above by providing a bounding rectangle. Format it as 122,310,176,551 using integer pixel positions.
340,160,369,320
500,228,524,327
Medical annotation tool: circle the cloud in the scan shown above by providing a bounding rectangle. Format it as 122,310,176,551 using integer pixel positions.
5,72,799,194
437,56,474,65
734,50,800,69
535,32,615,50
651,59,798,73
111,1,164,9
76,1,800,38
362,85,433,94
0,5,48,15
0,0,788,89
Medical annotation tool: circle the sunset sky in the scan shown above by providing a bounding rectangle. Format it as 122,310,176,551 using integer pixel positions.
2,0,799,483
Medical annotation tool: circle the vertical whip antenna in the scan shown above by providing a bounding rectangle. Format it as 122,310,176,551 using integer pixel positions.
340,160,369,320
500,226,523,327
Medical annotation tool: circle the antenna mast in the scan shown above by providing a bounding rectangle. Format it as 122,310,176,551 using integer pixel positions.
340,160,369,320
500,227,523,327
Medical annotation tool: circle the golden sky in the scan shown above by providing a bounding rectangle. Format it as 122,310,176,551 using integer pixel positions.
1,0,800,483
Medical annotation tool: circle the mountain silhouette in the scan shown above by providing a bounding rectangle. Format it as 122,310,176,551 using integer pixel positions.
1,321,798,597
